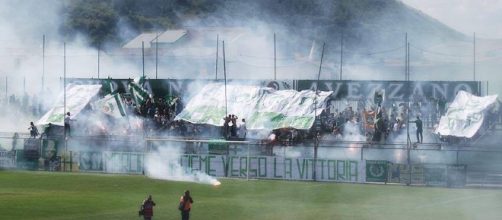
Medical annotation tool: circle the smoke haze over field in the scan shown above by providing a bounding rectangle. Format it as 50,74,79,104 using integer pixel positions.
1,2,501,217
0,0,501,134
145,145,220,185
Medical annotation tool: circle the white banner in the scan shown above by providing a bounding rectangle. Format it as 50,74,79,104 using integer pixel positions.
175,83,332,130
37,84,102,126
435,91,498,138
92,94,126,118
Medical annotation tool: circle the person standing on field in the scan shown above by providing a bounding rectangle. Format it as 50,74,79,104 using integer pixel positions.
142,195,156,220
179,190,194,220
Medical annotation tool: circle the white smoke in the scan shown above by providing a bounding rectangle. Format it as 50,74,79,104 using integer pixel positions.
144,145,220,185
342,120,366,142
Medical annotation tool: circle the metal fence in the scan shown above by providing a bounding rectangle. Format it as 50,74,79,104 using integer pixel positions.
1,134,502,188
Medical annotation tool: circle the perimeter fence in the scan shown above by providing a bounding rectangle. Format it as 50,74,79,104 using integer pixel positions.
1,134,502,188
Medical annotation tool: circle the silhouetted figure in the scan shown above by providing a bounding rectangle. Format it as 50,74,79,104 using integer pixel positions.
28,122,39,138
64,112,72,137
411,116,423,143
179,190,194,220
238,118,247,139
141,195,156,220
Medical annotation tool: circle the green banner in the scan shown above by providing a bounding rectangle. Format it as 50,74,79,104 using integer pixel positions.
365,160,389,182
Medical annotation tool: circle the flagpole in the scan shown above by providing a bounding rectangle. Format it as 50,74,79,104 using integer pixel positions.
223,40,228,116
313,42,325,182
142,41,145,78
97,43,100,79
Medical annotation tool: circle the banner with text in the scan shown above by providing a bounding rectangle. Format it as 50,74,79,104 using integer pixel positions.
297,80,479,101
179,154,361,182
78,151,361,182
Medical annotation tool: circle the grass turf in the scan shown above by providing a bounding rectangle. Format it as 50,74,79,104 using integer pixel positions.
1,170,502,220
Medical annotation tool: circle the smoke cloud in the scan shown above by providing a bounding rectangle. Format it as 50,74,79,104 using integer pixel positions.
145,144,220,186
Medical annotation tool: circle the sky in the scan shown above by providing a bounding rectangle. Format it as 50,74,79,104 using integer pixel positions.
401,0,502,39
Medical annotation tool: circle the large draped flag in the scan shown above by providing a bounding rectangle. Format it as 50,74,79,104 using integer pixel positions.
435,91,498,138
175,83,332,130
37,84,102,126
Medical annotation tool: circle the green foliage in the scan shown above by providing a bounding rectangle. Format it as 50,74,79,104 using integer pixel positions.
63,0,220,48
63,0,118,47
62,0,462,49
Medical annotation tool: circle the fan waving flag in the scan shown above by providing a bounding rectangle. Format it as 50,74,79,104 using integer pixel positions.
128,77,150,106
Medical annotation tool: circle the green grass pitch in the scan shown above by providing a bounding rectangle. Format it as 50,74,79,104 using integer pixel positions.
1,170,502,220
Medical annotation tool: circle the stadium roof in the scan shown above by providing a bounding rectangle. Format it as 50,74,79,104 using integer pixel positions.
157,30,187,43
123,30,188,49
122,33,159,49
122,28,246,49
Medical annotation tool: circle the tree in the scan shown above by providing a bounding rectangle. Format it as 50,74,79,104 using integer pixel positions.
63,0,118,47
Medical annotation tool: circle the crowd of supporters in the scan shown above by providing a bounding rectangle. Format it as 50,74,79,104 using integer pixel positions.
118,90,502,145
11,87,501,145
268,95,502,145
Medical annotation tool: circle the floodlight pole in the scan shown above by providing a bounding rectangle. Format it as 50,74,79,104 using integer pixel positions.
405,38,412,186
97,42,100,79
64,42,67,126
274,33,276,80
156,32,159,79
63,42,68,171
339,32,343,80
404,33,408,81
42,34,45,93
473,32,476,81
215,34,219,80
5,76,7,102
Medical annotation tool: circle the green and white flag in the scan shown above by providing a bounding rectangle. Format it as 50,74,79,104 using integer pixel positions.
92,94,127,118
37,84,102,126
101,78,114,94
435,91,498,138
128,77,150,105
175,83,332,130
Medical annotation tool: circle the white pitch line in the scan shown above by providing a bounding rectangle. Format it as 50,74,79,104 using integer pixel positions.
414,194,495,209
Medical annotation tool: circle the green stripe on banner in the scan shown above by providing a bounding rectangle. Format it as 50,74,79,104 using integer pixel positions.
114,94,127,116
